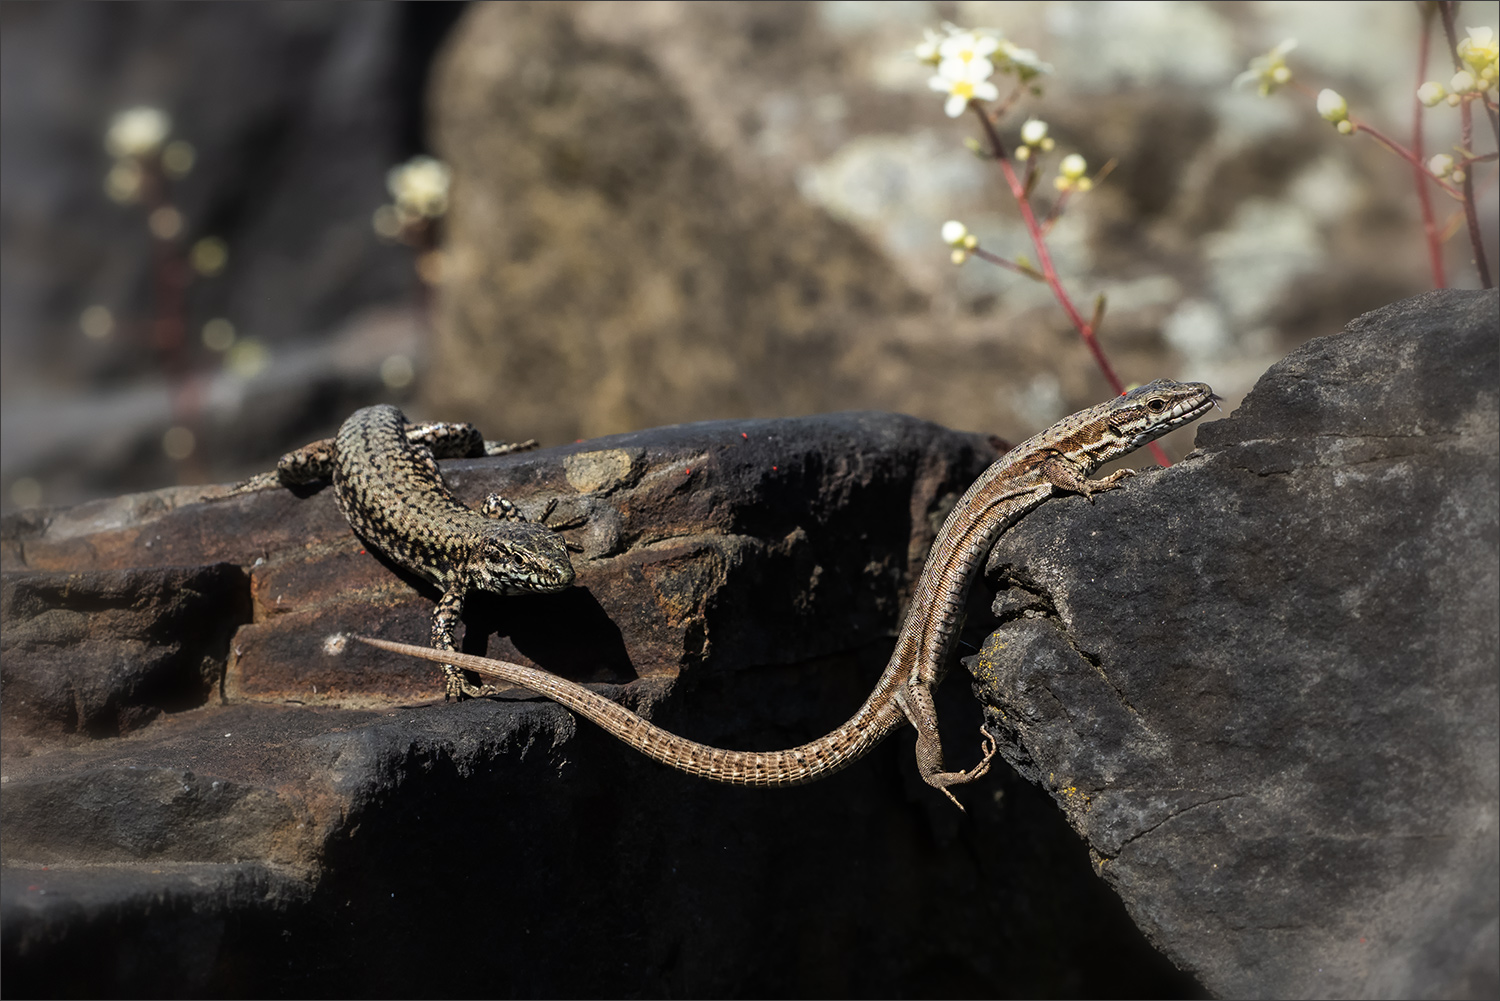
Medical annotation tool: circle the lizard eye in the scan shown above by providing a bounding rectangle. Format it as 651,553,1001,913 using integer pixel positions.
1147,398,1167,414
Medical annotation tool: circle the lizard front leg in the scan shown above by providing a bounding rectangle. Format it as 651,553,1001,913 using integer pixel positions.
897,683,998,810
480,493,559,524
432,588,496,699
1040,455,1134,500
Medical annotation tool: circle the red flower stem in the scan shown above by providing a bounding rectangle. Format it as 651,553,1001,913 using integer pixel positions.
970,102,1170,466
1413,4,1446,287
1439,1,1495,287
1352,119,1464,198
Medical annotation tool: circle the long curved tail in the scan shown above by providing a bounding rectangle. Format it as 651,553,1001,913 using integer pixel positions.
355,636,903,787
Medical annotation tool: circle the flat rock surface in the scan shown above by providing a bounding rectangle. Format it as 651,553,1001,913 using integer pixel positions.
974,288,1499,999
1,410,1196,998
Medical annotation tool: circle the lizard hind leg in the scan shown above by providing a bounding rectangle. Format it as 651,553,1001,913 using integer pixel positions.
226,437,339,495
405,420,487,459
401,419,538,459
900,683,998,811
432,589,497,699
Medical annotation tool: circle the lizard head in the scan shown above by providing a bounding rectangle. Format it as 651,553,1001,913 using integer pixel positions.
471,523,576,595
1073,379,1220,469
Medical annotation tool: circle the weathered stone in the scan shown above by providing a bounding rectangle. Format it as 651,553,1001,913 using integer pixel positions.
5,411,999,704
1,408,1195,997
0,563,249,739
973,288,1499,998
1,861,310,998
427,2,930,446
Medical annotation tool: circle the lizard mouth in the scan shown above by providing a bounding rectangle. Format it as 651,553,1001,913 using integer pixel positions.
1128,388,1221,450
1175,391,1221,425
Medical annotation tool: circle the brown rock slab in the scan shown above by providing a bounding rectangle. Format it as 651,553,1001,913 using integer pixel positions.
6,410,1199,997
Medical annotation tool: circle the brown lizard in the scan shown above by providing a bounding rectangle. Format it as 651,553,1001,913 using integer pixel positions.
230,405,575,698
357,380,1219,806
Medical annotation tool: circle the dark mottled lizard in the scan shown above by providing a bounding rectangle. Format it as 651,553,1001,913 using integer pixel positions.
231,404,575,697
359,380,1218,807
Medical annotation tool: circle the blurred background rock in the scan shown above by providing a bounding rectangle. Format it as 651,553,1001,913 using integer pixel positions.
3,0,1495,512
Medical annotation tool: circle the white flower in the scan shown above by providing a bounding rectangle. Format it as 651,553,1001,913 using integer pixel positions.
387,156,451,218
1233,39,1297,97
1427,153,1454,178
937,30,1000,71
928,58,1000,117
1450,70,1477,94
1417,81,1447,107
1020,119,1049,145
1316,88,1348,122
915,28,945,65
1457,26,1497,86
998,41,1053,79
106,106,171,159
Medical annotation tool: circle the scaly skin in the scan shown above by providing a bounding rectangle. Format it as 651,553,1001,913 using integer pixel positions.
233,405,574,697
359,380,1218,806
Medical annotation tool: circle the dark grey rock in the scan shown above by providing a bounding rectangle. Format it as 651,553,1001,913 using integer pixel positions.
1,861,309,999
973,288,1499,999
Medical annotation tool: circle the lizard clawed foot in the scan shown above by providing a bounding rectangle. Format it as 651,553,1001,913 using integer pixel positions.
1079,468,1135,503
444,666,501,700
969,726,998,781
483,438,539,456
926,728,1000,811
223,470,284,497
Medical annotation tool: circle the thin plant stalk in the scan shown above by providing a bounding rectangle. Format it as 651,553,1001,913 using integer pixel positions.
969,103,1171,468
1439,0,1495,288
1414,3,1447,287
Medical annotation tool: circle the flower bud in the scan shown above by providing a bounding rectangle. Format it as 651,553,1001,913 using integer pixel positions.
1427,153,1454,178
1020,119,1049,145
1416,81,1447,107
1058,153,1087,180
1316,89,1348,123
1450,70,1476,93
941,220,969,246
